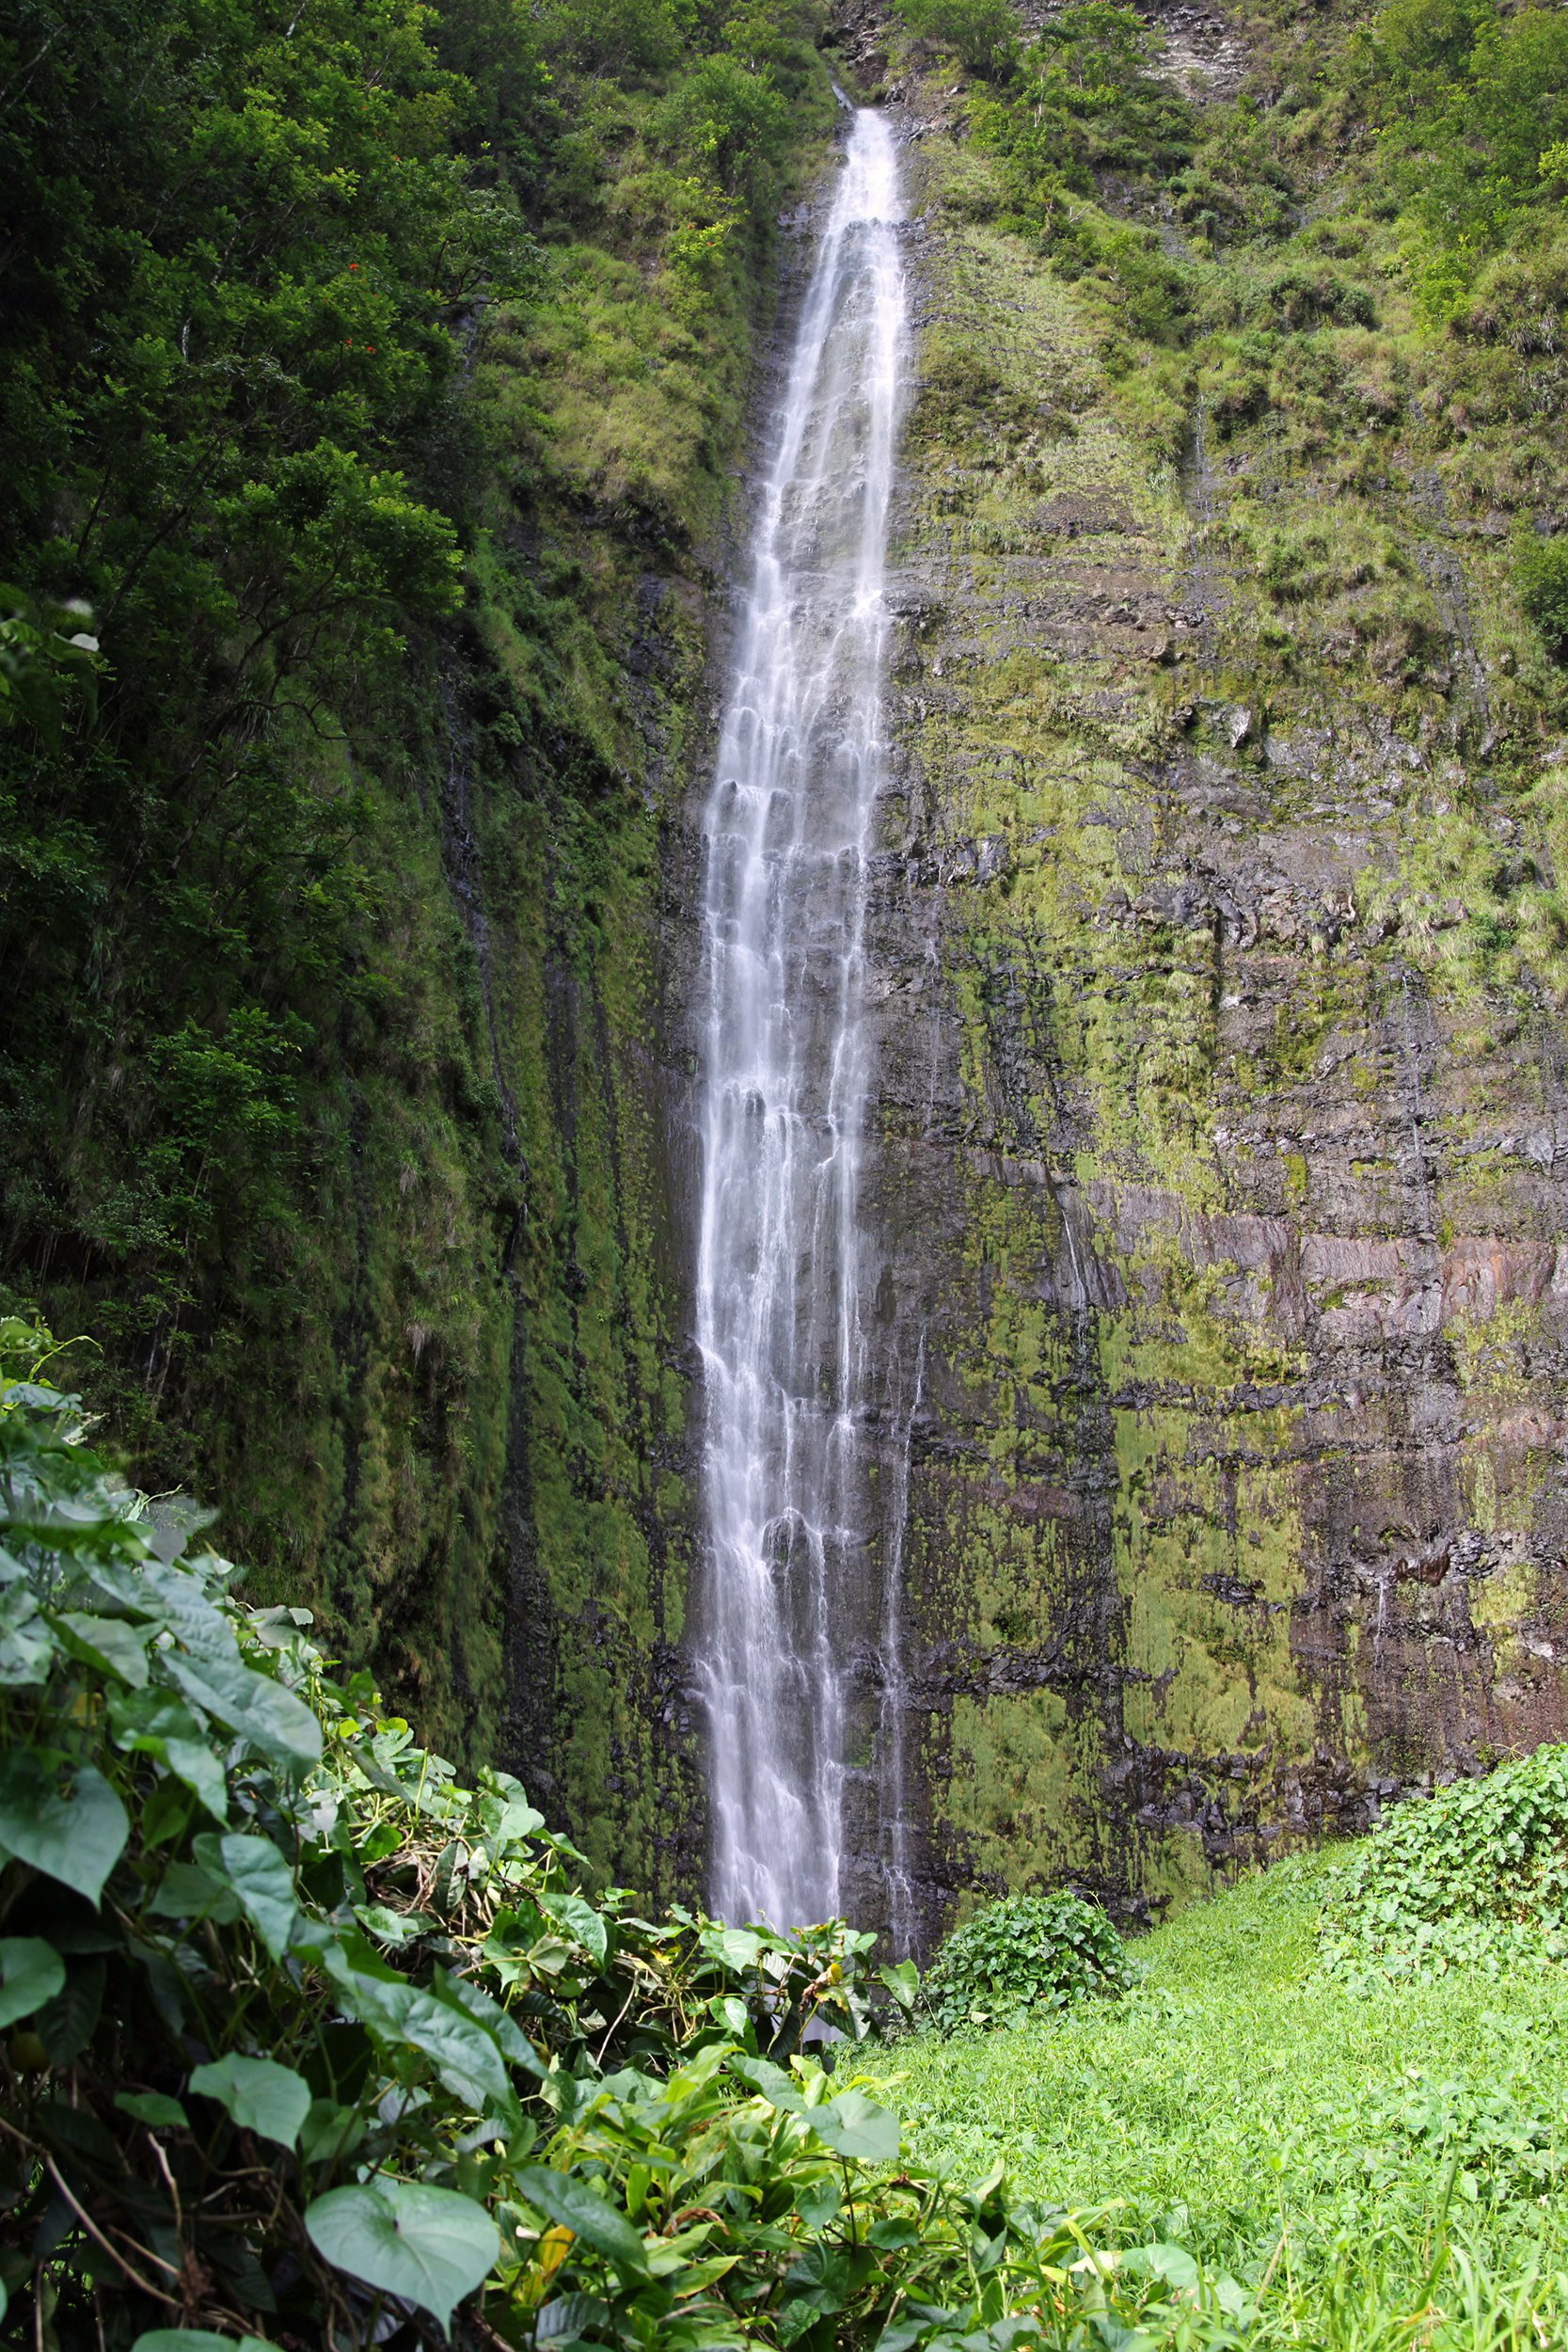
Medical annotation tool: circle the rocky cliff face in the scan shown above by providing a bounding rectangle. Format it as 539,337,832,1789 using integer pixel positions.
840,10,1568,1942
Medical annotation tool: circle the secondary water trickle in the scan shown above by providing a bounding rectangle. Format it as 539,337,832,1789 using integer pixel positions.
693,108,907,1931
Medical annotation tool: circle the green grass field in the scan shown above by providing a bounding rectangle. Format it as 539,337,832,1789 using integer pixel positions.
870,1855,1568,2346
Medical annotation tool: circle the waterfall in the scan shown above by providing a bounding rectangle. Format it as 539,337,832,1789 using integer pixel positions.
693,109,907,1931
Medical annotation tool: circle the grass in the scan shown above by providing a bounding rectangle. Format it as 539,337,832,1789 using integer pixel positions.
872,1851,1568,2344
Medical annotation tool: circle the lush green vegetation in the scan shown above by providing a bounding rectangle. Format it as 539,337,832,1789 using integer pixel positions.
0,0,839,1785
886,1855,1568,2347
921,1894,1131,2035
895,0,1568,688
0,1327,1278,2351
1319,1742,1568,1983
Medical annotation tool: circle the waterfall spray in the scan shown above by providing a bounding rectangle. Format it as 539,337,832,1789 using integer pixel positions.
693,111,907,1930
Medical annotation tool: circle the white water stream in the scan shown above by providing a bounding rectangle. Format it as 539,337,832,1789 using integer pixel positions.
694,109,907,1930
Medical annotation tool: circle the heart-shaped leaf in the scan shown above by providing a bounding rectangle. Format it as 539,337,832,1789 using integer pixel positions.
0,1752,128,1905
810,2088,900,2166
325,1952,518,2122
730,2052,805,2112
216,1831,299,1959
701,1925,763,1973
52,1609,150,1688
305,2177,499,2329
537,1889,609,1970
189,2053,311,2149
0,1937,64,2028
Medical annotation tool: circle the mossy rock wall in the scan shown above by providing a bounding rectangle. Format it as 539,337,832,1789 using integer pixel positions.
859,47,1568,1941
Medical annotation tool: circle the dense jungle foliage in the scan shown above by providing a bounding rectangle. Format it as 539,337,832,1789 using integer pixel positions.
0,0,839,1783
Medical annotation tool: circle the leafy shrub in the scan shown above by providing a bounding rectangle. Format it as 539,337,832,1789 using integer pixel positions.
1357,2074,1568,2209
1248,264,1378,332
896,0,1020,79
1515,532,1568,655
1318,1744,1568,1982
924,1894,1132,2034
0,1327,1212,2350
655,54,790,202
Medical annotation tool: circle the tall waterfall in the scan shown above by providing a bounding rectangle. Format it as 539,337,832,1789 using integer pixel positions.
693,109,907,1931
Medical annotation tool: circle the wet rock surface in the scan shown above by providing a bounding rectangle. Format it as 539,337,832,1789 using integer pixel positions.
831,43,1568,1949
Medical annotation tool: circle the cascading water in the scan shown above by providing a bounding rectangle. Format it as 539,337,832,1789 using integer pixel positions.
693,108,907,1931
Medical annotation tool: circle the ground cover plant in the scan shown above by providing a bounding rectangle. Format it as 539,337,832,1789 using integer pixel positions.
1319,1741,1568,1983
884,1836,1568,2347
921,1894,1132,2035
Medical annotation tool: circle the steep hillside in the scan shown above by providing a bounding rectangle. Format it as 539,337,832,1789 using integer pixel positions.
0,0,837,1896
858,0,1568,1937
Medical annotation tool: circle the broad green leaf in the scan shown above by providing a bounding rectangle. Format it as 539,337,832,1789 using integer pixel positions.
132,2334,274,2352
305,2178,499,2329
537,1889,609,1970
428,1963,547,2076
867,2215,920,2250
110,1686,198,1747
134,1558,237,1657
149,1859,242,1925
166,1652,322,1771
810,2089,900,2166
216,1831,299,1960
116,2091,189,2130
189,2053,311,2149
163,1736,230,1822
0,1581,55,1685
515,2167,650,2277
730,2052,805,2112
0,1752,128,1905
52,1609,150,1688
0,1936,64,2027
108,1689,230,1821
701,1925,763,1973
496,1794,545,1842
878,1959,920,2013
325,1951,519,2122
536,2293,612,2344
1125,2242,1204,2293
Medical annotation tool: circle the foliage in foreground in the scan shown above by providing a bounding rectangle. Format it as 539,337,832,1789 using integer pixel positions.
1318,1743,1568,1983
922,1896,1132,2037
0,1331,1228,2351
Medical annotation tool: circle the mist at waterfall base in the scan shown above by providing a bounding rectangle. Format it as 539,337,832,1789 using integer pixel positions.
693,109,913,1945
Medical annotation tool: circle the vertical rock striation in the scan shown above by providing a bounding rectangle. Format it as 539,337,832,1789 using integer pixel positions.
847,37,1568,1944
